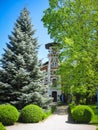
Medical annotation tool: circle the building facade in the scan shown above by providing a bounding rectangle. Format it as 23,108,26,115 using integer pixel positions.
41,42,61,102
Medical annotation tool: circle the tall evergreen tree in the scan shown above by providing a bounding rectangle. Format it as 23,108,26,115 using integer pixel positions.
0,7,51,109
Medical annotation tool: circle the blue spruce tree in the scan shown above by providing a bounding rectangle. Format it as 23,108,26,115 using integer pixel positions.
0,8,51,109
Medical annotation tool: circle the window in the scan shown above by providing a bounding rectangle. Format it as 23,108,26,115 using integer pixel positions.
51,70,57,75
52,78,57,87
51,62,58,67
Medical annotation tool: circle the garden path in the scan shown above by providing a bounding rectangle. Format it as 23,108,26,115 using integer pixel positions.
6,105,97,130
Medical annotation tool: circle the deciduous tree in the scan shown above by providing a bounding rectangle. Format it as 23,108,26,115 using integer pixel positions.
42,0,98,104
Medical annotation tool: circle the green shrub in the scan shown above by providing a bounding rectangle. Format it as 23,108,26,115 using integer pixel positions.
43,110,51,119
19,104,44,123
89,105,98,124
69,102,75,111
0,104,19,126
0,122,6,130
72,105,94,123
51,105,56,113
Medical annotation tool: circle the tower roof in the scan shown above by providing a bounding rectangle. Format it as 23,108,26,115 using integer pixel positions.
45,42,60,49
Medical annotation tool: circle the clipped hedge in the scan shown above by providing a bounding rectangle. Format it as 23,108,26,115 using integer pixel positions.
72,105,94,123
19,104,44,123
0,122,6,130
0,104,19,125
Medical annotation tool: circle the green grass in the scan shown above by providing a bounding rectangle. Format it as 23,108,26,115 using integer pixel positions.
89,105,98,124
43,110,52,119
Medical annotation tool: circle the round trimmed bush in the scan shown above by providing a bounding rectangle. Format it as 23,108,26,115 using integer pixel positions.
19,104,44,123
72,105,94,123
0,122,6,130
0,104,19,125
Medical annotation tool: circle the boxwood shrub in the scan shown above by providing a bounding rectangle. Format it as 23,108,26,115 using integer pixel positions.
19,104,44,123
0,104,19,125
72,105,94,123
0,122,6,130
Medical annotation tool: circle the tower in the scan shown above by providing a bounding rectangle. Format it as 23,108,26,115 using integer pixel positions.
45,42,61,102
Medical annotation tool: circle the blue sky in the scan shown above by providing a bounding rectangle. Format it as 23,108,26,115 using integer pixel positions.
0,0,52,62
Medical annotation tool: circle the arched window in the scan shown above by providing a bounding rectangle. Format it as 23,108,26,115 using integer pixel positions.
52,78,57,87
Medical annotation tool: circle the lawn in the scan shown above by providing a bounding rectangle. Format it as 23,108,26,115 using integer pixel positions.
89,105,98,124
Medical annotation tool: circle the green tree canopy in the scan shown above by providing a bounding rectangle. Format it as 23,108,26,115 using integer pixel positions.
42,0,98,104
